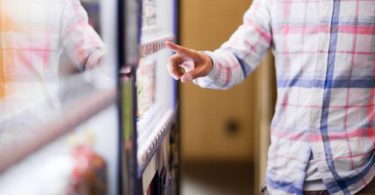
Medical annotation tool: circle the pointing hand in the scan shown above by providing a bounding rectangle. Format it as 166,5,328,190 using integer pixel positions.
165,41,213,83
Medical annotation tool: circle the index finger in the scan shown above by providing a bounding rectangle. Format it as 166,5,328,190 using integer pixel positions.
165,41,197,58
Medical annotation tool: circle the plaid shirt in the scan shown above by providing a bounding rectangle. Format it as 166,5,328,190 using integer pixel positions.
195,0,375,194
0,0,104,141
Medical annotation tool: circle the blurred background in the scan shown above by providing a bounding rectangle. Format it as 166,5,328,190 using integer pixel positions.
179,0,276,194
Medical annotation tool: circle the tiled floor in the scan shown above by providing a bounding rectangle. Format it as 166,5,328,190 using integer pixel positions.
181,162,255,195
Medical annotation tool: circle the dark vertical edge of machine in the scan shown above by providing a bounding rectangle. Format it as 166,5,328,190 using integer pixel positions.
173,0,181,194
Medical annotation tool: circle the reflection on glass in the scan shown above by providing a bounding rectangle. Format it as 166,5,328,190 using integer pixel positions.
81,0,101,34
0,0,118,194
0,0,107,145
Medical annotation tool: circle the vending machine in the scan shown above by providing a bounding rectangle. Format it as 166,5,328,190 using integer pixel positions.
0,0,180,194
120,0,180,194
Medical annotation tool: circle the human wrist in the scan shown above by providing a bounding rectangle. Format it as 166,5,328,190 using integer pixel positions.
199,51,214,76
207,55,214,73
197,51,220,81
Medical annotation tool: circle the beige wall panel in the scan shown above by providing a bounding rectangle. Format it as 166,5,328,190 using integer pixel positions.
180,0,256,162
254,52,276,192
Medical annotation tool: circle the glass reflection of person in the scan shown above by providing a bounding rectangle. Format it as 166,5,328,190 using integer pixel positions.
0,0,106,143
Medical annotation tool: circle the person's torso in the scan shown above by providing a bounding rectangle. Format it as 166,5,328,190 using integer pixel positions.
266,0,375,194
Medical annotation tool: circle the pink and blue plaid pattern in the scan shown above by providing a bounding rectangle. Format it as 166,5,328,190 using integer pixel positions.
0,0,104,142
194,0,375,194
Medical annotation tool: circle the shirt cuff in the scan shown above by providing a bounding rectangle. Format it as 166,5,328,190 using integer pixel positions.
193,51,220,84
85,49,106,70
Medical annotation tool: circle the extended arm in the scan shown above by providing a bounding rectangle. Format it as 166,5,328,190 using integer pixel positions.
60,0,106,70
166,0,272,89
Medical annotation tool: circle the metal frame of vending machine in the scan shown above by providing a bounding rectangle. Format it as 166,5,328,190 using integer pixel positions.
118,0,180,194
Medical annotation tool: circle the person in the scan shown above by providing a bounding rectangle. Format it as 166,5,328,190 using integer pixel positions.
166,0,375,194
0,0,106,143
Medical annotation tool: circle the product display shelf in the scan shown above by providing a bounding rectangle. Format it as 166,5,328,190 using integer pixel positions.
119,0,180,194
